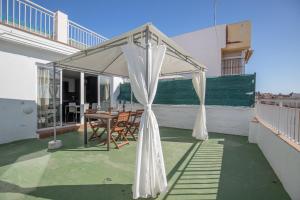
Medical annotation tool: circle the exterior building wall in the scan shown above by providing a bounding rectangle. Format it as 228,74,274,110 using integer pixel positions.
0,24,77,55
172,21,252,77
225,21,251,51
172,24,227,77
0,25,78,144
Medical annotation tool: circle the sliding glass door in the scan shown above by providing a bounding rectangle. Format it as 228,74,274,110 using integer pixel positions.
99,76,111,111
37,66,61,129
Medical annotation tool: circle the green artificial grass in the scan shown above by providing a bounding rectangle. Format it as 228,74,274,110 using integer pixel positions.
0,128,290,200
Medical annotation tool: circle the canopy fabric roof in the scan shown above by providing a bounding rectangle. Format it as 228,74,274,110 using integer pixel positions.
52,23,206,77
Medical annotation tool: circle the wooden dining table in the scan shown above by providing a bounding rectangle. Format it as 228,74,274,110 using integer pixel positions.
84,112,117,151
83,111,136,151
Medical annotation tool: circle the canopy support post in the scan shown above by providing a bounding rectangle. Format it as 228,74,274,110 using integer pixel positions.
53,64,57,141
145,26,150,95
130,88,133,111
48,63,62,150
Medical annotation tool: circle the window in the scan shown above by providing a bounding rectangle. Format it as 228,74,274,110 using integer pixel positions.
37,66,61,129
221,58,245,76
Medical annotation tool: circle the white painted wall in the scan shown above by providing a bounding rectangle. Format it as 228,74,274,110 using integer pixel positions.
172,24,226,77
249,121,300,200
55,11,69,43
0,43,46,143
0,24,77,55
0,25,78,144
124,104,253,136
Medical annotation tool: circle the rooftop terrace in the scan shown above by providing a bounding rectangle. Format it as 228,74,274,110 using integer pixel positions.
0,127,290,200
0,0,107,49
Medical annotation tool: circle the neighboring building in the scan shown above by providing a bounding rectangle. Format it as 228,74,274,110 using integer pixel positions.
291,93,300,99
173,21,253,77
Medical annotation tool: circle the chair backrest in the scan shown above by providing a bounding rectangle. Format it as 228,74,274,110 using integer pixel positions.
84,103,90,112
133,109,144,125
108,107,114,114
114,112,131,129
91,103,98,110
68,102,76,113
136,109,144,116
85,109,97,114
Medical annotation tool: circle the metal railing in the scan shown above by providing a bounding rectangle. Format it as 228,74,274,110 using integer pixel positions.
221,58,245,76
0,0,107,49
256,100,300,145
0,0,55,39
68,20,107,50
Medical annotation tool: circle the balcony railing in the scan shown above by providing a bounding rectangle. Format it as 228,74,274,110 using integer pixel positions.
68,20,107,50
221,58,245,76
256,100,300,145
0,0,106,49
0,0,55,39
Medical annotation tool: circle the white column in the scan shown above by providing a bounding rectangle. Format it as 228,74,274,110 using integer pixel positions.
97,75,101,108
54,10,68,44
60,69,63,126
80,72,85,124
110,77,114,108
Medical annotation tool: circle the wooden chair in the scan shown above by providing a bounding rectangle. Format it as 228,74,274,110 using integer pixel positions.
86,109,107,141
106,111,131,149
67,102,77,123
126,109,144,140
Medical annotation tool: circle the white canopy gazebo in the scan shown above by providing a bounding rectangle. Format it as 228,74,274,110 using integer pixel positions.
48,23,208,199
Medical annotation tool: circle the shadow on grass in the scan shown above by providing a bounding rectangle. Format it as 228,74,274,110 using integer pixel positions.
161,133,291,200
0,131,107,167
160,127,196,144
0,180,133,200
215,133,291,200
0,137,50,168
161,137,221,200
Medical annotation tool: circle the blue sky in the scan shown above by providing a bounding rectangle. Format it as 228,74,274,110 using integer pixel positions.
34,0,300,94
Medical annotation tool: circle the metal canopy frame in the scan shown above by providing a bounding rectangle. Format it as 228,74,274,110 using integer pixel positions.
49,23,207,147
49,23,206,77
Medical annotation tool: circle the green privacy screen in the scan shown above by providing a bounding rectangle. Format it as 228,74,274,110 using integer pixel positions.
118,74,256,107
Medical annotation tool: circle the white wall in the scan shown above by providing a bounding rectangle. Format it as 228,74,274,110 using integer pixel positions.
0,24,78,55
0,43,46,143
172,24,226,77
249,121,300,200
55,11,69,43
0,26,77,144
124,104,253,136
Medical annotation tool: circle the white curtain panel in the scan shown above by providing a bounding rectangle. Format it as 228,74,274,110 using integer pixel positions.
122,42,167,199
38,67,50,106
192,71,208,140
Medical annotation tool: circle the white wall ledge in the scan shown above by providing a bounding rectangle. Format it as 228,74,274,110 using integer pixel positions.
0,24,78,55
249,120,300,200
125,103,254,136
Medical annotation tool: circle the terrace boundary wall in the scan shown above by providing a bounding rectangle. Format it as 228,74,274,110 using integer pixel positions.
249,120,300,200
125,103,254,136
